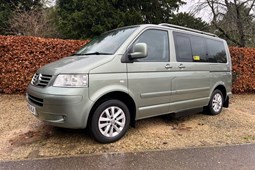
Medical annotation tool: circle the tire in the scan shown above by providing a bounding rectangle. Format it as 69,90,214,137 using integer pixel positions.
90,99,130,143
206,89,224,115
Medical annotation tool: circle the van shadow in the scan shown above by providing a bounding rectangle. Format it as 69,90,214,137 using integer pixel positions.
135,111,206,132
9,122,94,147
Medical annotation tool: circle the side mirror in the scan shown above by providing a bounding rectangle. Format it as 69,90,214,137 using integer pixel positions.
129,43,148,59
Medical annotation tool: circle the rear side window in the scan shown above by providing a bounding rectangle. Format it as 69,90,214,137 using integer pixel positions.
174,34,192,62
190,36,207,62
174,32,227,63
206,39,227,63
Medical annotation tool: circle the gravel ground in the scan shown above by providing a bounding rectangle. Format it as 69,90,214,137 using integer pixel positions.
0,94,255,160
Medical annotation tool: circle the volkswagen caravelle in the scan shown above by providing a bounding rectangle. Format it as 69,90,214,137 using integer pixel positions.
26,24,232,143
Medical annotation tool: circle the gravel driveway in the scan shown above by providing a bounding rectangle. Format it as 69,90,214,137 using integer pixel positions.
0,94,255,160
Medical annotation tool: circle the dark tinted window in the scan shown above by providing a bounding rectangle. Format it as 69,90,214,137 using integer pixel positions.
174,32,227,63
134,30,169,62
206,39,227,63
174,34,192,62
190,36,207,62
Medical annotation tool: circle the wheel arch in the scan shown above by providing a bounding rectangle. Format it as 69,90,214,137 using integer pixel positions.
210,82,227,101
88,91,137,127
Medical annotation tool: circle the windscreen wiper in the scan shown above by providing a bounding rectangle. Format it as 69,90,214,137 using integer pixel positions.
84,52,112,55
70,53,86,56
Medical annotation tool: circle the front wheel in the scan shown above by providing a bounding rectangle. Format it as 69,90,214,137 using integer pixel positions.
90,99,130,143
206,89,224,115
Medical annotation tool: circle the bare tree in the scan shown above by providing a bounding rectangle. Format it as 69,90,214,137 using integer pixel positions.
8,7,59,38
193,0,255,47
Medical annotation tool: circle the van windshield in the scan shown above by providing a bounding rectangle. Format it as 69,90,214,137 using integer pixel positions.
75,26,138,55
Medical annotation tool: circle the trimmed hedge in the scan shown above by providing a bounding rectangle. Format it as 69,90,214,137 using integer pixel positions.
230,47,255,93
0,36,88,94
0,36,254,94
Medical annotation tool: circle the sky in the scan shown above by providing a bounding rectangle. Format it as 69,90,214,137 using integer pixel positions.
179,0,194,12
179,0,211,22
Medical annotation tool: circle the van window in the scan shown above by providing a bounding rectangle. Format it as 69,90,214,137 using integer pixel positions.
76,27,138,55
190,36,207,62
134,29,169,62
206,39,227,63
174,34,192,62
174,32,227,63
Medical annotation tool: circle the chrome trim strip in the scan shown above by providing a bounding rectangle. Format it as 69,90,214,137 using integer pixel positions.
140,91,173,98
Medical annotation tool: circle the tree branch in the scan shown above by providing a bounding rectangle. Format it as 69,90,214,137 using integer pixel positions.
212,22,242,46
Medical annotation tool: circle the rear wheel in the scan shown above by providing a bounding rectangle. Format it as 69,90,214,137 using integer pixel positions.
206,89,224,115
90,99,130,143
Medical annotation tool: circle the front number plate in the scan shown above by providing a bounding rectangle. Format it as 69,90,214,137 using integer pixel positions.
27,103,37,116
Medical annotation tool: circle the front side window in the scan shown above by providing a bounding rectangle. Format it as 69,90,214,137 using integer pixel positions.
133,29,169,62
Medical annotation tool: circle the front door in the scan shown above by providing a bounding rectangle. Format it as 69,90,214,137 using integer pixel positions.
127,29,174,119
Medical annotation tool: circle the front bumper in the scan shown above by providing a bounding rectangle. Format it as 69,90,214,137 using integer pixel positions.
26,84,94,129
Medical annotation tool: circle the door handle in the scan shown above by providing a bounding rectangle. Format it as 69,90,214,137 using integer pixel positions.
178,64,185,69
165,64,172,69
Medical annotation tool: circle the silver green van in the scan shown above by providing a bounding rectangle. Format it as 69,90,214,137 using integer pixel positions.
26,24,232,143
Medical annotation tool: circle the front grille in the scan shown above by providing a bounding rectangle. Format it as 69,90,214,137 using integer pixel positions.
28,94,44,106
31,73,52,87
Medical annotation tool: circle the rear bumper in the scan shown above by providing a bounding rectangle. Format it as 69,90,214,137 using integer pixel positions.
26,84,94,129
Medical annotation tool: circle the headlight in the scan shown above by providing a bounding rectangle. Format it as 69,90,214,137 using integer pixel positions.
53,74,88,87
